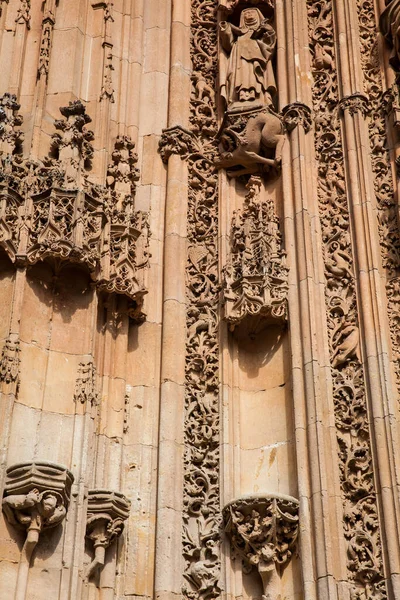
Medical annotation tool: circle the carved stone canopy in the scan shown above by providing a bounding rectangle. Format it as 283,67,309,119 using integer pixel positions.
85,489,131,582
223,494,299,599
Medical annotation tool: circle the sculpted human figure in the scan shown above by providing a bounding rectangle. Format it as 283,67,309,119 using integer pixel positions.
220,8,277,109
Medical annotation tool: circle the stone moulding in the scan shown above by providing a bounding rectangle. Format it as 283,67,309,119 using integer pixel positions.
223,494,299,600
85,489,130,583
2,461,74,600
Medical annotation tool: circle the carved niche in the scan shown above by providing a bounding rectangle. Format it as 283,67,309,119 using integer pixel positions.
223,494,299,600
0,96,150,321
85,489,130,583
217,2,284,178
2,461,74,595
223,175,288,331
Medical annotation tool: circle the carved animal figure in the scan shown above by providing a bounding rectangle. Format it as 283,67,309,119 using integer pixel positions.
217,111,284,177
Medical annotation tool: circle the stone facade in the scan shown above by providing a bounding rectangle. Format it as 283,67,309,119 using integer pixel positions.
0,1,399,600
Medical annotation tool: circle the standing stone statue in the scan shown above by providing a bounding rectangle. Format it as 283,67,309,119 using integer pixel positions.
380,0,400,72
220,7,277,109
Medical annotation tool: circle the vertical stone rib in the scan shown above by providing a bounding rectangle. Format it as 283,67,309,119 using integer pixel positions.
307,0,389,596
278,0,348,598
334,0,400,594
153,3,187,600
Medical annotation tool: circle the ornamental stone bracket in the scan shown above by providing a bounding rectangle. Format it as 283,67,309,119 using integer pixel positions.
223,494,299,600
223,175,288,332
281,102,313,133
0,95,150,322
158,125,197,163
2,461,74,600
338,93,370,117
85,489,130,583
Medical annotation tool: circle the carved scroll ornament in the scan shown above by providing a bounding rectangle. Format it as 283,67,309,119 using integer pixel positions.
223,494,299,600
0,96,149,321
85,489,130,583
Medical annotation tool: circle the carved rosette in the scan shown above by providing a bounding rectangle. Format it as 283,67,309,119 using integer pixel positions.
0,98,150,321
223,495,299,600
307,0,386,596
85,489,130,582
223,176,288,330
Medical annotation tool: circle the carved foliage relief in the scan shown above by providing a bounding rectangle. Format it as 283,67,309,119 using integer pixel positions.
363,1,400,400
183,2,221,599
307,0,386,597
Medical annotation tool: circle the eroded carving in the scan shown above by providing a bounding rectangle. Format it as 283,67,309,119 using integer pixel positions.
223,175,288,329
50,100,94,184
74,359,98,406
282,102,313,133
0,336,20,386
85,489,130,582
159,126,196,163
0,93,23,157
106,135,139,203
223,495,299,600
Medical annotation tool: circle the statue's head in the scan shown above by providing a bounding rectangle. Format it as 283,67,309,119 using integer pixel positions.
240,7,263,29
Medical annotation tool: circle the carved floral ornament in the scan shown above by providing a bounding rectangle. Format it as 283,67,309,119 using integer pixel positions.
223,494,299,600
0,96,150,321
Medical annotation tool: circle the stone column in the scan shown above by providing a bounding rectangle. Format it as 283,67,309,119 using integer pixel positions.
155,2,190,599
278,0,349,598
334,0,400,595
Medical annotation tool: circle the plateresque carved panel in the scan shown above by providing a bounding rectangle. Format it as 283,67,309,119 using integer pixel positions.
307,0,386,597
183,2,221,600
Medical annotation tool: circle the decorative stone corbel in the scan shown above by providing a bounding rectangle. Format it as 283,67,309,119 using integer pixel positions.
85,489,130,583
223,494,299,600
281,102,313,133
158,125,196,163
338,93,370,117
2,461,74,600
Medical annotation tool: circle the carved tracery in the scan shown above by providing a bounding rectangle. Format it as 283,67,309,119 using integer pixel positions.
0,96,149,321
223,175,288,330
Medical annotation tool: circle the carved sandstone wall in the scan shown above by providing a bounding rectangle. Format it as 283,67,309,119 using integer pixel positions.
0,1,400,600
